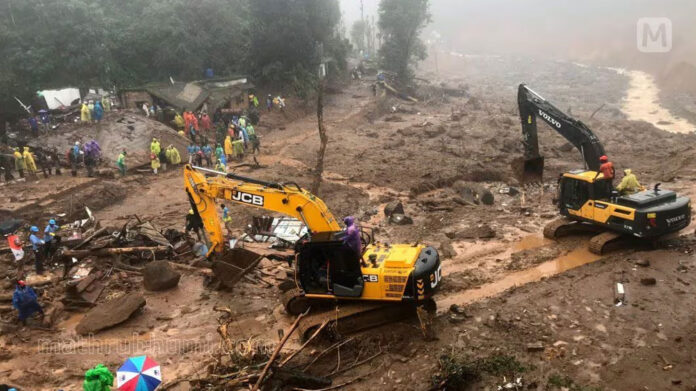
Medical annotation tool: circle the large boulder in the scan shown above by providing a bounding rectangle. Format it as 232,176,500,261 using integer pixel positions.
143,261,181,291
384,201,405,218
76,292,145,335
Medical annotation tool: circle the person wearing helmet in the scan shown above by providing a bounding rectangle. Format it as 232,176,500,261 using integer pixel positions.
597,155,615,180
44,218,61,260
28,226,45,275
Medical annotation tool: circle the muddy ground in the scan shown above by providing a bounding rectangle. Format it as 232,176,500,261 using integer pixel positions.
1,55,696,390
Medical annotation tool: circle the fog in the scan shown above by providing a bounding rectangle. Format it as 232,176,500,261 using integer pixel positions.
340,0,696,75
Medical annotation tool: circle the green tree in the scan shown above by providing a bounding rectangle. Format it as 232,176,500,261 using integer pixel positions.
249,0,347,97
377,0,431,86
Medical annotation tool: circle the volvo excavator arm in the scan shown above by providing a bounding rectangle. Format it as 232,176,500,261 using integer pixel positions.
183,165,341,254
517,83,606,181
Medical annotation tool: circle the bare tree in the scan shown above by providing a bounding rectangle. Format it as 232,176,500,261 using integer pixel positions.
311,80,328,195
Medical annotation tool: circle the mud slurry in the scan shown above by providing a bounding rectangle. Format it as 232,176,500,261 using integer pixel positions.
2,56,696,390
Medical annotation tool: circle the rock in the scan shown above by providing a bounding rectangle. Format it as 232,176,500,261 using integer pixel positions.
456,224,496,239
384,201,405,217
439,239,456,259
635,259,650,267
389,214,413,225
640,277,657,286
526,342,545,352
449,304,467,315
671,379,682,385
424,125,447,138
76,292,146,335
143,261,181,291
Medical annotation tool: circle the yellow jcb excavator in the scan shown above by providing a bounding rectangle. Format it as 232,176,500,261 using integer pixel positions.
183,165,441,338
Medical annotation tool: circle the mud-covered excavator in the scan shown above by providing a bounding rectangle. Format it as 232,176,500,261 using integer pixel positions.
517,84,691,253
183,165,441,337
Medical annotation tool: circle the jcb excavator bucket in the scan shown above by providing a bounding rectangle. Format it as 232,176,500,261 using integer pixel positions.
512,156,545,183
212,247,264,289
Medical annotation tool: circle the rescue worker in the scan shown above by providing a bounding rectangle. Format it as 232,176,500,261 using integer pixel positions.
616,169,643,195
172,112,185,133
150,137,161,156
266,94,273,112
81,102,91,123
23,147,37,179
28,116,39,137
247,124,260,154
13,148,25,178
83,364,114,391
221,203,232,233
201,113,212,132
103,97,112,112
142,102,150,117
93,100,104,123
215,156,226,172
201,143,213,167
8,232,25,280
116,149,127,176
224,135,234,161
70,141,81,176
215,143,225,163
597,155,615,180
185,209,204,241
12,280,44,326
232,137,244,161
43,219,61,260
158,147,168,172
28,226,45,275
342,216,362,256
150,153,160,175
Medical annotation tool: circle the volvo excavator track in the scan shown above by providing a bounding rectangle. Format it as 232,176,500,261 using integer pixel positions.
588,231,627,255
543,218,603,239
283,289,433,340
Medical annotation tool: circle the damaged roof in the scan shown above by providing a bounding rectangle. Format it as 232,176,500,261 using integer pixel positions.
127,77,255,112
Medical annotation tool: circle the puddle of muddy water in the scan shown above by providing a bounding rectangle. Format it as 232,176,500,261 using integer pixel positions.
439,235,601,310
615,68,696,134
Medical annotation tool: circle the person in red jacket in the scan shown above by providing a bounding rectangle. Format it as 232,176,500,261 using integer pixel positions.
598,155,615,180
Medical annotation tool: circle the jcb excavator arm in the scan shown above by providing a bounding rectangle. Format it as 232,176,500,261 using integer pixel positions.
517,83,605,180
183,165,341,254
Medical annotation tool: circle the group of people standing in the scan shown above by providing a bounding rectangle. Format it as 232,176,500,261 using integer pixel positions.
81,97,115,124
148,137,181,175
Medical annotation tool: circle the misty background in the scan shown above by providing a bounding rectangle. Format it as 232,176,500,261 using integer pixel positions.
340,0,696,77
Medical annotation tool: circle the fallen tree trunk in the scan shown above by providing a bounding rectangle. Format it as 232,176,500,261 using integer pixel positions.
62,246,170,259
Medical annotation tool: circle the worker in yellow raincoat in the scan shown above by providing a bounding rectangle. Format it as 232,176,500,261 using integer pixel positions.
150,138,161,156
23,147,37,179
167,145,181,165
224,135,233,161
80,103,91,123
232,138,244,161
150,153,160,175
616,169,644,195
14,148,26,178
172,113,185,133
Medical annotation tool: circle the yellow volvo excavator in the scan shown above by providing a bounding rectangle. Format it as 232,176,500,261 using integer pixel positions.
517,84,691,253
183,165,441,337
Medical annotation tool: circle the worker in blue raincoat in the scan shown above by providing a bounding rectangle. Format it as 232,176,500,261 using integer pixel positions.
28,226,45,274
44,219,61,260
12,280,44,325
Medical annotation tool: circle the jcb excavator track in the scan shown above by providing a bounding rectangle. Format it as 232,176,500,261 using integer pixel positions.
588,231,624,255
283,289,429,340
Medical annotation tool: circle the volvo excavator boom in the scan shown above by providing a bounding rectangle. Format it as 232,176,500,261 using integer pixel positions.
517,83,606,181
183,165,341,254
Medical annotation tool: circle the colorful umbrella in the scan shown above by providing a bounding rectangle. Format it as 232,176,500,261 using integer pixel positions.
117,355,162,391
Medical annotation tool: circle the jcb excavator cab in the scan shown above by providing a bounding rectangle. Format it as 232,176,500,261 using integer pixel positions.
295,232,364,298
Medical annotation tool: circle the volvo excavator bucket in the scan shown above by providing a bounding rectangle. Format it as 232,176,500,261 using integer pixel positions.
212,247,264,289
512,156,544,183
